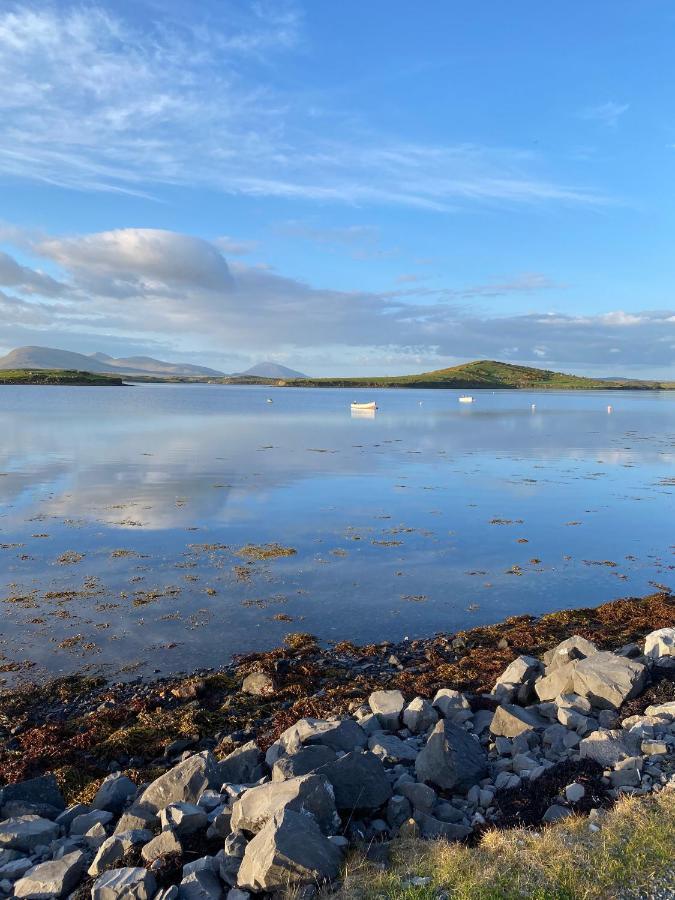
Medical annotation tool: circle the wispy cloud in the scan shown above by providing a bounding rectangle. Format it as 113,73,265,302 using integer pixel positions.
0,3,609,209
581,101,629,127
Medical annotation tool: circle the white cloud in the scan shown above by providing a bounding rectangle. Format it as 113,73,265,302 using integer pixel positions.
0,3,608,209
1,226,673,375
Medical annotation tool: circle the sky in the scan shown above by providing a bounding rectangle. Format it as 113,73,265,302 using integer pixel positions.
0,1,674,377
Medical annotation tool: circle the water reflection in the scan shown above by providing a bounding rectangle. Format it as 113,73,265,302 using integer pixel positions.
0,384,672,683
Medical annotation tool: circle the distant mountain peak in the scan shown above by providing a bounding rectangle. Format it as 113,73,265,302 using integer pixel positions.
240,361,307,379
0,346,224,378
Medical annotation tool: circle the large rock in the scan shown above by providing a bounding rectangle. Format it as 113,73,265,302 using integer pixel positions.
0,776,65,820
368,734,418,763
231,774,339,835
494,655,543,687
70,809,113,835
368,690,405,730
543,636,598,669
402,697,438,734
161,802,208,836
14,851,84,899
579,729,636,766
237,808,341,892
432,689,472,722
272,745,336,782
141,830,183,864
490,704,548,738
534,661,577,701
217,742,265,785
177,869,223,900
572,652,647,709
644,628,675,659
322,751,392,810
89,831,152,876
415,813,472,841
92,867,157,900
136,752,218,813
272,718,366,759
0,816,59,852
93,773,137,815
415,720,488,791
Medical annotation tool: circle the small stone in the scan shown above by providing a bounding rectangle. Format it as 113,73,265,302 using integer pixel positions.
641,740,668,755
565,782,585,803
579,730,635,767
242,672,277,696
271,745,336,782
177,868,223,900
543,636,598,670
398,782,435,812
217,740,266,785
432,689,472,722
542,804,572,823
494,655,542,687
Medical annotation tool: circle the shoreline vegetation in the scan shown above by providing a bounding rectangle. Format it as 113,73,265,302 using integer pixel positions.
1,359,674,389
0,370,124,386
1,589,671,792
0,589,672,897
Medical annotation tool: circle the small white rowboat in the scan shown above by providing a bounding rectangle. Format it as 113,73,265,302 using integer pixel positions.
351,401,377,411
458,395,474,403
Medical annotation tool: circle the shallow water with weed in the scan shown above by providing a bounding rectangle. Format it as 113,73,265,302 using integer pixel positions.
0,383,673,683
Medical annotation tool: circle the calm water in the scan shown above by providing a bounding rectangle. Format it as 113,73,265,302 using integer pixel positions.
0,384,673,684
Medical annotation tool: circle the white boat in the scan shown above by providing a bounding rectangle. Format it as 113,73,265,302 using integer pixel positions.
351,401,377,411
458,395,474,403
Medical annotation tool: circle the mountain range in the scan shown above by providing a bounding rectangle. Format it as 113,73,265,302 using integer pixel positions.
0,347,307,379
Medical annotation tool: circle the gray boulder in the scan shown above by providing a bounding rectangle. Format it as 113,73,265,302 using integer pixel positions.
494,655,543,687
70,809,113,835
92,867,157,900
572,652,647,709
0,816,59,852
368,690,406,730
271,718,366,760
543,636,598,669
579,729,636,766
217,741,265,785
490,704,548,738
432,689,472,722
177,869,223,900
322,751,392,810
644,628,675,659
141,830,183,863
368,734,418,763
231,774,339,835
114,806,156,834
272,745,336,782
160,802,208,836
402,697,438,734
14,851,84,899
136,751,218,813
93,773,137,815
415,720,488,791
0,776,65,820
534,661,577,701
398,782,435,813
237,808,341,892
415,813,472,841
89,830,152,876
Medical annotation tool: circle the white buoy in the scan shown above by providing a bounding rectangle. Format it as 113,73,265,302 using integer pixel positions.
531,403,536,411
607,405,613,414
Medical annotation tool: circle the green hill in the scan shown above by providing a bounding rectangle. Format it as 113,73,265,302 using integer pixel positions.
284,360,670,390
0,369,124,386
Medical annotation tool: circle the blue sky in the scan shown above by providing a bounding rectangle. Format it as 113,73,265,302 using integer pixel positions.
0,1,674,376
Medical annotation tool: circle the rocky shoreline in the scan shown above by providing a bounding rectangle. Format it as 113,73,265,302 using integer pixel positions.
0,590,672,897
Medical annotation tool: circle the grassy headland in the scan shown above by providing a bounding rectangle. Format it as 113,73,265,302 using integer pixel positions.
0,369,125,386
280,360,675,390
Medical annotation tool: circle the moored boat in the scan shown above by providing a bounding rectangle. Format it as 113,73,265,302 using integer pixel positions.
350,401,377,410
458,395,474,403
